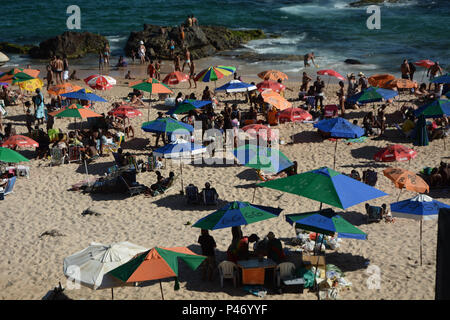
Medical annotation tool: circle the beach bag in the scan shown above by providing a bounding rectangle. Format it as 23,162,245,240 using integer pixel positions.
350,170,361,181
367,206,383,222
363,169,378,186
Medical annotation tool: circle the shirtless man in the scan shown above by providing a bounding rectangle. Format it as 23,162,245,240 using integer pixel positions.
304,52,316,67
182,48,191,72
401,59,411,80
189,59,197,89
125,70,135,80
300,72,312,92
54,55,64,84
174,54,181,72
427,61,443,90
155,59,161,80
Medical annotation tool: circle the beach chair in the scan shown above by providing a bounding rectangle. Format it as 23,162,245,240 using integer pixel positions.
67,146,82,163
3,176,17,196
201,188,219,205
16,165,30,179
218,261,239,288
185,184,200,204
50,147,67,166
103,139,121,155
365,203,383,223
362,169,378,187
274,262,296,288
324,105,338,118
119,175,146,197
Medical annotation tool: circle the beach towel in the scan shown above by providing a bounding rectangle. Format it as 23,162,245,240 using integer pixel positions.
242,285,267,298
346,136,368,143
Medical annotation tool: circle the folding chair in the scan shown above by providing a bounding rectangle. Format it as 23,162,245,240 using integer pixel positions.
50,147,67,166
324,105,338,118
119,175,146,197
67,146,82,163
3,176,17,196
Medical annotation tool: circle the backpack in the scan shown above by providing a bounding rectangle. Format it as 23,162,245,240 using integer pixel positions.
363,169,378,186
350,170,361,181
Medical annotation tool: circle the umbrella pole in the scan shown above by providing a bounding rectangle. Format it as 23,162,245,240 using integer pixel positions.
420,220,423,266
159,280,165,300
396,188,403,202
111,288,114,300
180,159,184,192
148,94,152,122
252,186,257,203
314,234,325,297
333,139,338,169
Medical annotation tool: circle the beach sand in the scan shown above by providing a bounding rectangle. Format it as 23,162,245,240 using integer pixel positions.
0,61,448,300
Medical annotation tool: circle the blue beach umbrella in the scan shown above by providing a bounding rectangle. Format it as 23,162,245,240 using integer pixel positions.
347,86,398,105
192,201,283,230
215,80,257,93
431,73,450,84
60,88,107,102
166,99,212,115
390,194,450,265
413,99,450,118
314,117,364,139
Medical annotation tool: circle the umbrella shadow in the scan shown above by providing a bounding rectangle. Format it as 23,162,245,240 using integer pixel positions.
76,160,115,175
340,162,390,169
191,160,238,169
234,182,259,190
324,251,370,272
373,128,412,144
86,191,131,202
342,110,368,120
236,168,259,181
350,146,380,161
152,193,226,211
290,131,323,144
4,114,27,122
339,211,370,227
121,137,151,151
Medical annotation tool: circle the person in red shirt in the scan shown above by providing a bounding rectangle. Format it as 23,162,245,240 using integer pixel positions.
147,60,156,78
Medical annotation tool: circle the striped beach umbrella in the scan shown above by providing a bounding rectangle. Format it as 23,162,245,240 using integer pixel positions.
195,66,236,83
1,135,38,148
84,75,116,90
49,104,102,119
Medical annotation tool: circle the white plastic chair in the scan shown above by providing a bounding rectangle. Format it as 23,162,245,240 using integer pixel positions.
218,261,238,288
274,262,296,287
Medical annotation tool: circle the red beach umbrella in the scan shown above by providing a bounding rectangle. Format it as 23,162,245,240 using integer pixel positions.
256,80,285,93
374,144,417,162
317,69,345,81
1,135,39,148
162,71,190,85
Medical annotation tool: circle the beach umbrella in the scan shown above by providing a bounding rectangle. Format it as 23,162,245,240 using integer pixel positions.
260,166,388,210
162,71,189,86
242,123,278,141
368,74,395,88
314,117,364,168
258,70,288,82
215,80,257,93
373,144,417,162
49,104,102,119
166,99,211,115
256,80,285,93
286,209,367,240
84,75,116,90
108,247,206,300
195,66,236,86
431,73,450,84
383,167,429,194
346,86,398,105
153,138,207,191
1,135,38,148
18,78,44,92
141,117,194,134
413,114,430,147
261,89,292,110
317,69,345,88
192,201,283,230
0,147,30,163
63,241,148,299
278,108,312,123
390,194,450,265
108,105,142,119
48,83,83,96
60,88,107,102
384,79,417,90
130,78,173,121
233,144,293,174
414,99,450,118
414,60,435,69
0,71,35,85
2,67,40,78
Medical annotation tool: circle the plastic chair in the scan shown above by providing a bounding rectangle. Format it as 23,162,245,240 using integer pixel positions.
3,176,17,196
68,146,82,163
274,262,296,288
218,261,239,288
50,147,67,166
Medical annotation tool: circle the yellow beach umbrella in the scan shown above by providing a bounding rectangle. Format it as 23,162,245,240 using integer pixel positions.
19,78,43,92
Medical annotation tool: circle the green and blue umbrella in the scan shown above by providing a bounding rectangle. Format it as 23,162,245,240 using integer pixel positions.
192,201,283,230
414,99,450,118
347,86,398,105
141,118,194,133
233,144,293,174
286,209,367,240
260,167,388,210
166,99,211,115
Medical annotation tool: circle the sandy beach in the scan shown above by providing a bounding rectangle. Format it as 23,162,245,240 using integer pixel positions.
0,59,449,301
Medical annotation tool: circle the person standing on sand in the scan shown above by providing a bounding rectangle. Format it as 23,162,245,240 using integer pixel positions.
401,59,411,80
45,64,53,90
179,25,185,44
138,41,146,64
182,48,191,72
427,61,443,90
155,59,162,81
300,71,312,92
98,52,104,71
337,80,346,117
169,39,175,59
62,54,69,83
358,72,368,91
54,56,64,84
189,59,197,89
304,52,316,67
103,43,110,67
32,88,45,126
147,60,156,78
174,54,181,72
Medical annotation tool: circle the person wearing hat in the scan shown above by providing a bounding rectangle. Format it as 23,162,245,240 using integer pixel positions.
32,88,45,125
138,41,146,64
358,72,368,91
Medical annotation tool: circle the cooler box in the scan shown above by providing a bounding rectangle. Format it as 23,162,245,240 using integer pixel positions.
241,268,265,285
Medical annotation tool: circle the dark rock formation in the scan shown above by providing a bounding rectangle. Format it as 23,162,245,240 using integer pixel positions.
345,59,363,65
29,31,109,59
125,24,266,60
0,42,37,54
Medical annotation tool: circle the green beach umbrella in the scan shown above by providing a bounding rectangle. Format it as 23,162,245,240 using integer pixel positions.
192,201,283,230
11,72,35,84
141,117,194,133
0,147,30,163
49,104,102,119
108,246,206,300
259,167,388,210
233,144,293,174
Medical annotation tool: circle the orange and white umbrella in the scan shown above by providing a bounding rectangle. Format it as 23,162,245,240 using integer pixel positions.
258,70,288,81
261,89,292,110
84,75,116,90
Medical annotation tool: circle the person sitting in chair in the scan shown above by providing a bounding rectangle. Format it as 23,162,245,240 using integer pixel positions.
200,182,218,205
365,203,383,222
185,183,200,204
266,232,286,263
115,148,129,167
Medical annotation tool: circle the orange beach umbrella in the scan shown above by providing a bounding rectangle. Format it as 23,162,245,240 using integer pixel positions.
383,167,429,194
1,135,39,148
261,89,292,110
258,70,288,82
368,74,396,88
48,83,83,96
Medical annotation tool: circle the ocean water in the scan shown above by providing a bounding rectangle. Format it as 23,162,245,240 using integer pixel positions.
1,0,449,78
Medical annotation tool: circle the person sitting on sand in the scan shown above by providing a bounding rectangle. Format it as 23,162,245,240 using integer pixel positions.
116,56,127,68
124,70,135,80
129,93,146,108
363,112,376,136
257,169,288,181
69,70,79,81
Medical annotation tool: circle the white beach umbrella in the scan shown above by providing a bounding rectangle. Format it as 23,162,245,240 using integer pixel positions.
63,241,147,297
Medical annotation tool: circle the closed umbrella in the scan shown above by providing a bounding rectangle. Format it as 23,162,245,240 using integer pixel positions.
108,247,206,300
390,195,450,265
